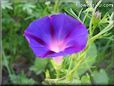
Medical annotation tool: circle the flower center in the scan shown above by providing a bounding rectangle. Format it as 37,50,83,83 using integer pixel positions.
49,40,66,53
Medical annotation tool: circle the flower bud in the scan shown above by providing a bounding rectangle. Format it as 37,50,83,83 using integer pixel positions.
93,11,101,27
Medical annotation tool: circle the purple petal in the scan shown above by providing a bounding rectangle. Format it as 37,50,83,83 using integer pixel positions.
24,13,88,58
24,16,52,47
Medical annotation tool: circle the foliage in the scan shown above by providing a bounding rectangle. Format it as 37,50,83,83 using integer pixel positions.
2,0,114,85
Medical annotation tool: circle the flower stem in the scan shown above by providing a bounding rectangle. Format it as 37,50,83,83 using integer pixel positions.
89,0,102,36
51,56,63,78
89,22,114,42
66,55,86,80
83,11,89,23
65,56,73,79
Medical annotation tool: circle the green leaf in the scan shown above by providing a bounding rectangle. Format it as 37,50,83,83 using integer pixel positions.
65,8,81,22
81,73,91,84
1,0,13,10
83,7,93,13
30,58,48,75
78,43,97,76
71,79,81,84
99,12,110,24
86,43,97,58
10,72,36,84
22,3,36,14
92,69,109,84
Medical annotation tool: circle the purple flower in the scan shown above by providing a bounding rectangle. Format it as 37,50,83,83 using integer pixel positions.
24,13,88,58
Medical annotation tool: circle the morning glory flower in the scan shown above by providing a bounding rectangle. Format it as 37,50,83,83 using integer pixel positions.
24,13,88,59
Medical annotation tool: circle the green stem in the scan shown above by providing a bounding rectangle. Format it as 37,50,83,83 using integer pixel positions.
65,57,73,79
89,0,102,36
66,55,86,80
50,59,62,78
89,22,113,42
56,68,60,78
54,0,59,13
65,8,82,23
78,8,83,18
2,49,12,76
43,77,65,84
83,11,89,23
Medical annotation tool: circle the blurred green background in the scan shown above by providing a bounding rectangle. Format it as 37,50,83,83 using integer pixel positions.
2,0,114,85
